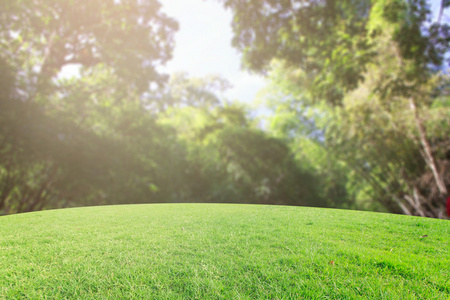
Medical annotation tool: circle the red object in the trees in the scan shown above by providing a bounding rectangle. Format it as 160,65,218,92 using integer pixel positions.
447,197,450,217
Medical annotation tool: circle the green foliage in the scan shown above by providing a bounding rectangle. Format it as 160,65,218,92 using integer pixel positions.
220,0,448,104
158,76,324,206
260,50,449,216
1,0,447,216
1,45,324,213
0,1,181,213
0,58,177,212
229,0,450,217
0,0,178,94
219,0,374,104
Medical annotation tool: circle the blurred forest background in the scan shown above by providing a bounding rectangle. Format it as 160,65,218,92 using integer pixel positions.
0,0,449,217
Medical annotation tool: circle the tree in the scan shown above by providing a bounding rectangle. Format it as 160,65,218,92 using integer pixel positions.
158,74,325,206
224,0,450,217
0,0,178,96
0,0,179,213
218,0,374,104
218,0,448,103
260,56,449,217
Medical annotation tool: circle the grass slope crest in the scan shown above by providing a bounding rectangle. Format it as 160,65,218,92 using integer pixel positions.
1,204,449,299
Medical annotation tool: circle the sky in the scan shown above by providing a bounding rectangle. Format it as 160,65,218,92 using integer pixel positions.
159,0,267,104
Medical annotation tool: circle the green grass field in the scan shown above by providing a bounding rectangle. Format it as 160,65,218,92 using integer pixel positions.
0,204,449,299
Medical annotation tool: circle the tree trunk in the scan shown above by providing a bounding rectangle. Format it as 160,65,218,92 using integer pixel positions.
437,0,445,24
409,97,448,204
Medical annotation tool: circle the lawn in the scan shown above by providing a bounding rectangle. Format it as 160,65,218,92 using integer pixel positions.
0,204,449,299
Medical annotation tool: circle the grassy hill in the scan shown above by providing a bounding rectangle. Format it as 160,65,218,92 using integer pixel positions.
1,204,449,299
